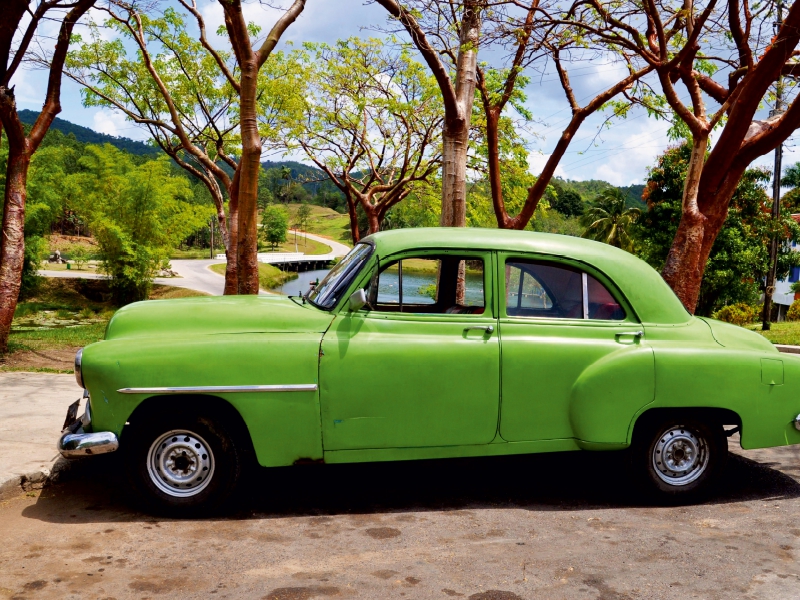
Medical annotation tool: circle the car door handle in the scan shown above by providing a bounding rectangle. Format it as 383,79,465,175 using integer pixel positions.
615,331,643,342
464,325,494,335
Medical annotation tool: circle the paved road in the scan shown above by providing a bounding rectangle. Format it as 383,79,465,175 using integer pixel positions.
0,373,78,499
38,233,349,297
38,263,228,296
2,372,800,599
298,230,351,257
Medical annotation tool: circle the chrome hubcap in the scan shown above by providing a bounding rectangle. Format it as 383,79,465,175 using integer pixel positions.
652,425,709,486
147,430,214,497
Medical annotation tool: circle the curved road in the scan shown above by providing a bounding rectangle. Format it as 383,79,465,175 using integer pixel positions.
38,231,351,297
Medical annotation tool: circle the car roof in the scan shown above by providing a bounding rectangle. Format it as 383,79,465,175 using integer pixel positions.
362,228,691,325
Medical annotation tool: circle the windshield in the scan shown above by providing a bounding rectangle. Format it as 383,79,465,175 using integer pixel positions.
308,243,373,309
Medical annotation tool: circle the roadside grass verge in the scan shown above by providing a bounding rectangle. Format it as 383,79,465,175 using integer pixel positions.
748,321,800,346
208,262,297,291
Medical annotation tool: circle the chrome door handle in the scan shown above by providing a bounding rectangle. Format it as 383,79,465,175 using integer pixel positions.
616,331,643,338
464,325,494,335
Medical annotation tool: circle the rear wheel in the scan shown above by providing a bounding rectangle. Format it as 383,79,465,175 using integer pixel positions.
631,417,727,503
125,411,243,516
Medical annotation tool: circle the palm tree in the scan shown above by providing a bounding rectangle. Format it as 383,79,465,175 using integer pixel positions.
581,188,641,252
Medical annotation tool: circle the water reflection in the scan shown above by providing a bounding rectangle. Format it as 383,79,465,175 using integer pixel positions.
271,268,484,305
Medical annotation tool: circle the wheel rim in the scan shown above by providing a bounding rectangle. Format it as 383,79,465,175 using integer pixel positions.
652,425,709,487
146,430,215,498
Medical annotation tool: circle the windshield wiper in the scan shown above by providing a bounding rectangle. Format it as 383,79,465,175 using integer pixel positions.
288,295,305,307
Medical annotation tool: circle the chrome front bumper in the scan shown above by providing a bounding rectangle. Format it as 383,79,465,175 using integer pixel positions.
57,397,119,458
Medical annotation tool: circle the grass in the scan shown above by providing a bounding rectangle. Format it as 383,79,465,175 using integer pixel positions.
265,233,331,255
208,262,298,291
284,204,352,244
747,321,800,346
170,248,222,259
39,261,100,272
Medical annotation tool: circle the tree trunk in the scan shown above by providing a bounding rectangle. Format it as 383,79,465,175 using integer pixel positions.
345,192,360,245
661,136,710,312
441,123,470,227
0,147,30,354
365,204,381,235
223,167,240,295
236,61,261,295
440,1,481,228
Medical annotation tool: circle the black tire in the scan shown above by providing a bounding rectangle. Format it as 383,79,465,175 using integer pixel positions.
124,410,243,516
630,417,727,503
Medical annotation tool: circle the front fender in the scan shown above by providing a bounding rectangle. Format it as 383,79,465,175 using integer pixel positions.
82,332,324,467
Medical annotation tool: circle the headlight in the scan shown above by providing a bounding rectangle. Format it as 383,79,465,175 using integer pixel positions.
75,348,84,388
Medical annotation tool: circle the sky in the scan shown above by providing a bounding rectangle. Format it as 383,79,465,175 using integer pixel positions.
12,0,799,187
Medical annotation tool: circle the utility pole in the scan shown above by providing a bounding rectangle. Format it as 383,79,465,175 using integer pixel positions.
762,0,785,331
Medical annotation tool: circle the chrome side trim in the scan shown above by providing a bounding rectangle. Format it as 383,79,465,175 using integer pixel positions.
116,384,319,394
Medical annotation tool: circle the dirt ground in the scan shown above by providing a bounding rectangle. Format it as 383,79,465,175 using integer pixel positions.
1,438,800,600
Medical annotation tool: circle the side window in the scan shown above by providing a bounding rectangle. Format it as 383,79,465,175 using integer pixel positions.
505,260,625,321
370,256,485,315
586,274,625,320
377,259,438,306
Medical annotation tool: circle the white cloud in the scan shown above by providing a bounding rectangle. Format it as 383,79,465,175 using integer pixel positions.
528,151,566,179
92,109,128,137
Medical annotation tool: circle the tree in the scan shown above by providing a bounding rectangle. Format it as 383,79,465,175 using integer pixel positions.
374,0,483,228
581,188,641,252
636,144,800,316
66,0,305,296
569,0,800,312
70,145,212,303
551,188,584,218
66,6,240,294
296,202,312,238
261,204,288,251
284,38,442,242
475,3,651,231
218,0,305,294
0,0,96,354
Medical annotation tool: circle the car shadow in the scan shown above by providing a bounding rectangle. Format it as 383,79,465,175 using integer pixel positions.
21,442,800,524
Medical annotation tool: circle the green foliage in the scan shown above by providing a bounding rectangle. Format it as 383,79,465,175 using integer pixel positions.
70,145,213,304
636,143,800,316
529,206,584,237
581,188,641,251
713,303,757,326
551,187,584,217
261,204,289,250
788,300,800,322
296,202,312,232
69,245,89,270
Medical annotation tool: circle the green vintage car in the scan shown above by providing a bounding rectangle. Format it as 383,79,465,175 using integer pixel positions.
59,228,800,512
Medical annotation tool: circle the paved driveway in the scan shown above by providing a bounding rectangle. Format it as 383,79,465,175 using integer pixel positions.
2,373,800,599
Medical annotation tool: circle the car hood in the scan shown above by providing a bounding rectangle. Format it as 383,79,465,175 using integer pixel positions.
698,317,778,353
104,295,335,340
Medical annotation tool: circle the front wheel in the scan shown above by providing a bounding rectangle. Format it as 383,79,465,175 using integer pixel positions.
124,412,243,516
631,418,727,503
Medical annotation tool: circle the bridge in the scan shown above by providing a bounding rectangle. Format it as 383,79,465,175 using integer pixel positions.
214,251,336,271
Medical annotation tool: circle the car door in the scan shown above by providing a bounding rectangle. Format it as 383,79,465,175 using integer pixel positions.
498,255,654,443
319,251,500,450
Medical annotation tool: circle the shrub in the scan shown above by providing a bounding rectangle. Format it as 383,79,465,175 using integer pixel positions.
69,245,89,271
787,300,800,321
713,303,757,327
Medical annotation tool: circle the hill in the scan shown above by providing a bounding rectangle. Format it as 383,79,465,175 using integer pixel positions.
19,109,160,156
554,177,645,208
